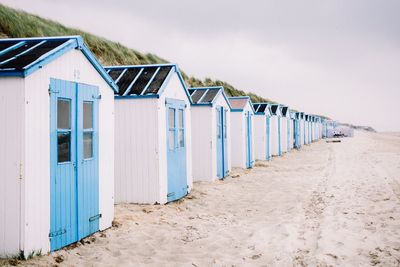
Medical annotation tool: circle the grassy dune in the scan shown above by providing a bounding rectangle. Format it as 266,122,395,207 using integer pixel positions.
0,4,270,103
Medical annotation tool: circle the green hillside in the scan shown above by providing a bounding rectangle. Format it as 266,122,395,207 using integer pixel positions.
0,4,270,103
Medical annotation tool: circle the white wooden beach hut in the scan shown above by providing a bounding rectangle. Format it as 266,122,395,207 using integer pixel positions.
299,112,305,145
189,86,232,181
270,104,282,156
304,114,310,144
228,96,255,169
104,64,193,205
253,103,272,161
0,36,116,256
280,106,289,153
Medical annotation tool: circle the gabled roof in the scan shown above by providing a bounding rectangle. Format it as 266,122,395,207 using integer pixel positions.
270,104,282,116
104,63,190,101
280,106,289,117
228,96,255,113
252,103,271,116
0,36,118,92
188,86,231,109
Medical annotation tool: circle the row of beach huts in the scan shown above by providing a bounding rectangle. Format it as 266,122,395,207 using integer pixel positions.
0,36,337,258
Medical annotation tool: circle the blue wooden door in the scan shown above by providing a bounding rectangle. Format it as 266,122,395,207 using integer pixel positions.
266,116,270,160
216,107,228,179
245,111,253,168
223,109,228,176
50,79,77,251
50,79,99,251
216,107,223,179
77,83,100,240
278,117,282,156
166,99,188,202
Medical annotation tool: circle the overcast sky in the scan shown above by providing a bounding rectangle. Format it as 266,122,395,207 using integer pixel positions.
2,0,399,131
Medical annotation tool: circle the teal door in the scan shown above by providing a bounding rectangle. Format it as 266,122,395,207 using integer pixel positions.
50,78,99,251
216,107,228,179
245,111,253,168
166,98,188,202
266,116,270,160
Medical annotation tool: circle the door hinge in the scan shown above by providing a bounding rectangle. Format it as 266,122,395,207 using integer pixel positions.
48,86,59,95
89,214,102,222
49,229,66,238
167,192,175,198
93,94,102,100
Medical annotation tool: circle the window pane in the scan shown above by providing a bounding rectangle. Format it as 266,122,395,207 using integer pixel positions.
84,132,93,159
58,132,71,162
168,108,175,129
178,129,184,147
178,109,183,128
168,130,175,150
83,102,93,129
57,99,70,129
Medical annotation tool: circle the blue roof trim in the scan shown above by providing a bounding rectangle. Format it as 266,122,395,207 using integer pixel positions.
115,94,159,100
106,63,192,104
0,36,118,93
189,86,232,110
252,102,272,116
228,96,256,113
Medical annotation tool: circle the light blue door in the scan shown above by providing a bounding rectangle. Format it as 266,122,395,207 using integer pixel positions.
216,107,228,179
50,78,99,251
223,109,228,176
245,111,253,168
77,83,100,240
278,117,282,156
266,116,270,160
166,98,188,202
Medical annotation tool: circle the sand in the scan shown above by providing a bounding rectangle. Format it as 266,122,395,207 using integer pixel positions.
4,131,400,266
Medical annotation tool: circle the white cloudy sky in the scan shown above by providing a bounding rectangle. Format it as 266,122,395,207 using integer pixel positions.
2,0,399,131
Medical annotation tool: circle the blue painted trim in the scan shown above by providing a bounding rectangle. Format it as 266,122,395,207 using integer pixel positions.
0,36,118,93
228,96,256,113
114,68,127,84
0,40,47,66
104,63,176,69
115,94,159,100
0,41,26,56
141,66,160,94
23,39,77,76
123,68,144,96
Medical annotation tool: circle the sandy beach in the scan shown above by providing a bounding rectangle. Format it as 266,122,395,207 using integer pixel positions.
3,131,400,266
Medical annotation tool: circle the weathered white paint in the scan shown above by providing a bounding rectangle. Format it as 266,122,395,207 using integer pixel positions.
114,70,192,205
0,49,115,257
0,77,24,257
230,101,254,169
254,115,267,160
191,93,231,182
300,117,305,145
270,115,280,156
281,116,288,153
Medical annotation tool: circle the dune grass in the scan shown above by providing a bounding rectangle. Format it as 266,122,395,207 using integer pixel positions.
0,4,272,103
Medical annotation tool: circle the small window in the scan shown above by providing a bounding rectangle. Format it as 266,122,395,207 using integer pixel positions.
178,129,184,147
83,102,93,129
83,132,93,159
178,109,183,128
57,99,71,129
168,130,175,150
58,132,71,162
168,108,175,129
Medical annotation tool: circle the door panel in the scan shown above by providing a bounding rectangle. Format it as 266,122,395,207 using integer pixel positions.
245,111,253,168
77,83,100,240
266,117,270,160
223,108,228,176
216,107,223,179
166,99,187,202
50,79,78,251
216,106,228,179
50,79,99,251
